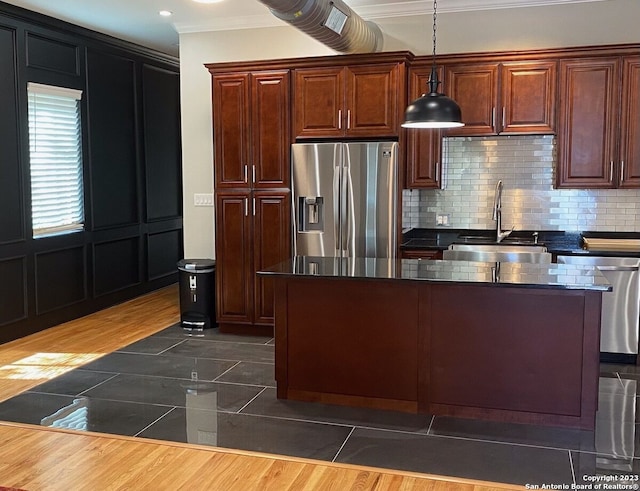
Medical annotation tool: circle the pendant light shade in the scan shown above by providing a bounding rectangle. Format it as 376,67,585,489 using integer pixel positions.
402,94,464,128
402,89,464,128
401,0,464,129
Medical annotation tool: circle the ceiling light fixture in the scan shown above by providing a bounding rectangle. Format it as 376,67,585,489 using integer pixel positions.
159,10,173,17
402,0,464,129
192,0,224,4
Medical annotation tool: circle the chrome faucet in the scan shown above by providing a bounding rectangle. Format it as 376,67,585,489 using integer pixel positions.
492,180,512,243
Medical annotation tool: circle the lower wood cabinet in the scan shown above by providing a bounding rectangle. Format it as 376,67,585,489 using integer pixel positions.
272,276,601,429
215,190,291,331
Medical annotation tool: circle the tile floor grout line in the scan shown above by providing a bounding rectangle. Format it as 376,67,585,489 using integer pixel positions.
412,430,588,455
568,449,576,485
134,406,178,437
179,337,277,347
116,338,189,356
212,361,242,382
426,415,435,435
236,410,389,430
331,426,356,463
77,373,120,396
77,367,274,387
236,386,268,414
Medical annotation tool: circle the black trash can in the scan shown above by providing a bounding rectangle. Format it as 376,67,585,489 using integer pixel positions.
177,259,216,331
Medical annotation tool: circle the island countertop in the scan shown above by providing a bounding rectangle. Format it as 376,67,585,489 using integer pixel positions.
259,256,612,292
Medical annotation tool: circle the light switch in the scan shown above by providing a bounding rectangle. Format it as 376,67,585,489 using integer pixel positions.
194,193,213,206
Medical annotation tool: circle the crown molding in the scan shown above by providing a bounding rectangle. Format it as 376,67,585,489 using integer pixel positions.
174,0,608,33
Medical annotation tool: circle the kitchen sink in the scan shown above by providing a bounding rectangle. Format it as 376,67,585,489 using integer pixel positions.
443,243,551,263
455,233,541,246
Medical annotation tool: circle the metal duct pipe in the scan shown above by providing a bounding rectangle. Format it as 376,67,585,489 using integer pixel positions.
259,0,383,53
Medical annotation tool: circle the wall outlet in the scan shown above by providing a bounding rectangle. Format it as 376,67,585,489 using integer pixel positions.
194,193,213,206
436,213,450,226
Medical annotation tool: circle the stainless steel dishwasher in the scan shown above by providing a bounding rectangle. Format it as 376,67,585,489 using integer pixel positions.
557,255,640,362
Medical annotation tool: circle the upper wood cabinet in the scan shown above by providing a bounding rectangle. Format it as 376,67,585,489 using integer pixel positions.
293,63,403,139
556,56,640,189
619,56,640,188
444,61,557,136
405,65,443,189
212,70,290,189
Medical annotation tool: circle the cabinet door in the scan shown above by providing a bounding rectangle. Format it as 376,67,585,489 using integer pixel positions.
557,58,620,188
406,66,443,188
620,56,640,188
215,191,253,324
445,63,498,136
294,67,344,138
252,191,291,325
501,61,556,134
213,73,250,188
251,71,290,189
345,63,401,137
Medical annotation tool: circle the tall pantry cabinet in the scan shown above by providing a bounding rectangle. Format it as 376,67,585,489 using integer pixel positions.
210,70,291,332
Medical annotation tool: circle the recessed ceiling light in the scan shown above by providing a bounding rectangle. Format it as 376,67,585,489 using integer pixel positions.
192,0,224,4
159,10,172,17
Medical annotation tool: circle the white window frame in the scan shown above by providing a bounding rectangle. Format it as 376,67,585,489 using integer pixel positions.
27,82,85,238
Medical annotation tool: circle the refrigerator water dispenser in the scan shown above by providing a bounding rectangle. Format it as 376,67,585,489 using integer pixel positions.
298,197,324,232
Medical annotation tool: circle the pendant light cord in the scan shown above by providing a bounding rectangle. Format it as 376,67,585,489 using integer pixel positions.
432,0,437,64
428,0,440,93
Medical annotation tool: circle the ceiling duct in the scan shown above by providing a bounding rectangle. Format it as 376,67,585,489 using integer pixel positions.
258,0,383,54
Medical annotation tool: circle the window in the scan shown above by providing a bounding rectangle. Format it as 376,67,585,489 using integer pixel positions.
27,82,84,238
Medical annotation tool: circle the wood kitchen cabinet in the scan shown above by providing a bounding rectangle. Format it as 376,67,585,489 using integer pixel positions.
556,55,640,188
215,190,291,328
444,61,556,136
620,56,640,188
293,63,404,139
405,65,443,189
210,68,292,332
212,71,290,189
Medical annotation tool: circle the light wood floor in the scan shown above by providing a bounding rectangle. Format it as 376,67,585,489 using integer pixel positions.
0,285,523,490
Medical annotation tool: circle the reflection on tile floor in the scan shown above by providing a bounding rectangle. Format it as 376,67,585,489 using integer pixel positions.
1,323,640,486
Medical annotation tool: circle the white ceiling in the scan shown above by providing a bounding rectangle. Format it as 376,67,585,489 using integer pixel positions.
2,0,607,57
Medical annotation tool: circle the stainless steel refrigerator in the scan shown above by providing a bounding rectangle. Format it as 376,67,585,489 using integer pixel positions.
292,141,398,258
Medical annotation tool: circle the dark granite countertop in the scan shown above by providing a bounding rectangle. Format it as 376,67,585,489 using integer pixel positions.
401,228,640,258
260,256,611,292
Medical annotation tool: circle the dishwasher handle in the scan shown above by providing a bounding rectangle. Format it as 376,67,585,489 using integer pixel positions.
597,265,640,272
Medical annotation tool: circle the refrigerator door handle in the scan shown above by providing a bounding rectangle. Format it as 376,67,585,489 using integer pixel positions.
342,164,352,254
333,161,340,254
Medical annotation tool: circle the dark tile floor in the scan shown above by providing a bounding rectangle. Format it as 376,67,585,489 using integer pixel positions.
1,323,639,486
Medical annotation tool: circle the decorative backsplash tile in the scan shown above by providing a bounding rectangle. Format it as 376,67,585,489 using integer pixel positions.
402,135,640,232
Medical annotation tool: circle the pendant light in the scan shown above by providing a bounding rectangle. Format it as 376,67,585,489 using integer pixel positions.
402,0,464,129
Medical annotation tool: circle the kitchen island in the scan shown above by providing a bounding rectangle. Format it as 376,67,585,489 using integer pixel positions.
260,257,611,429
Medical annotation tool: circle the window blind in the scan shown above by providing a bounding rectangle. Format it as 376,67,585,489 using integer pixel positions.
27,82,85,238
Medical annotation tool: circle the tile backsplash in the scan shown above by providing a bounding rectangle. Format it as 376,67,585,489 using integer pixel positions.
402,135,640,232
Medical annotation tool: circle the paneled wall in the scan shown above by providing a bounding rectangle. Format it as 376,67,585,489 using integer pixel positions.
402,135,640,232
0,3,182,343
